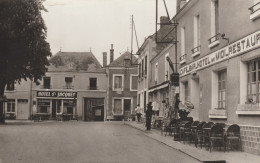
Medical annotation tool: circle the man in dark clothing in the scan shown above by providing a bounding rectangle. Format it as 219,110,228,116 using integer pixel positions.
146,102,153,130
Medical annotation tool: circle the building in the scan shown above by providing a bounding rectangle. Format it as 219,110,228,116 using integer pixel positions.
175,0,260,155
5,51,108,121
105,45,138,120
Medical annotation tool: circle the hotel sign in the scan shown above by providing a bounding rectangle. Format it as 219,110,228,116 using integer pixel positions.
180,30,260,77
37,91,77,98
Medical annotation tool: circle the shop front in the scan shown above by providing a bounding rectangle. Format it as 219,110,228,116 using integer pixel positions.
33,91,77,120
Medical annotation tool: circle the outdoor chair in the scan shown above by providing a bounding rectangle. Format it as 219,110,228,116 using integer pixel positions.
194,121,206,148
190,121,200,144
182,121,193,144
202,122,214,150
209,124,225,152
226,124,241,151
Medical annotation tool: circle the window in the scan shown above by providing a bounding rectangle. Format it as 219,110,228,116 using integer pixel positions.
138,63,141,78
63,100,74,114
141,59,144,77
165,53,170,81
43,77,51,89
89,78,97,90
218,70,226,109
130,75,138,91
65,77,73,89
113,75,124,91
6,81,15,91
247,60,260,103
155,63,158,83
113,99,123,115
7,99,15,113
249,0,260,20
181,26,186,56
209,0,220,48
144,56,147,76
192,14,201,57
37,99,51,113
184,82,189,101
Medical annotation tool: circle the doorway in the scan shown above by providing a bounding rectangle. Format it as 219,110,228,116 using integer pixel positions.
123,99,131,119
84,98,104,121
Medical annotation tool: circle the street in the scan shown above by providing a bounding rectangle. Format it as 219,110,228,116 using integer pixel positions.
0,121,199,163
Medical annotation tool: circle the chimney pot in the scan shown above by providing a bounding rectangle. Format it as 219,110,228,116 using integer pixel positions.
103,52,107,67
160,16,169,29
110,44,114,63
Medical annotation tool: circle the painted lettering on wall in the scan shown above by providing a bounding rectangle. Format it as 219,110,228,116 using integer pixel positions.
180,30,260,77
37,91,77,98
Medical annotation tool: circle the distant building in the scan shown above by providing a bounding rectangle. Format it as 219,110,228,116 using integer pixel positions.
5,51,107,121
105,45,138,120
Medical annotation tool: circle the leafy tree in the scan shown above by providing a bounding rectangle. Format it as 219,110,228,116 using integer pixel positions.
0,0,51,123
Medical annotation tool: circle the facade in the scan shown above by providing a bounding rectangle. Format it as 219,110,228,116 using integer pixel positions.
175,0,260,155
5,51,107,121
105,45,138,120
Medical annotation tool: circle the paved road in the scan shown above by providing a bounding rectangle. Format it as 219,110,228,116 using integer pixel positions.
0,121,200,163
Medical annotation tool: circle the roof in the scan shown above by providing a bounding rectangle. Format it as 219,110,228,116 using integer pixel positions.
108,51,138,67
48,51,105,73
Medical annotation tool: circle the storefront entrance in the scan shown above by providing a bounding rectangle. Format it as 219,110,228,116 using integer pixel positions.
17,99,29,120
84,98,104,121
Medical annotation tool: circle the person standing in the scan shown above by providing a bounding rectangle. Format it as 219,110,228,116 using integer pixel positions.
135,104,142,122
146,102,153,130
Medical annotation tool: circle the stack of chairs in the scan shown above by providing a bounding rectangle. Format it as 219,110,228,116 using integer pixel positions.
226,124,241,151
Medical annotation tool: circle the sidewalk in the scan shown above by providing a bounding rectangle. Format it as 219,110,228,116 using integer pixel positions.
124,121,260,163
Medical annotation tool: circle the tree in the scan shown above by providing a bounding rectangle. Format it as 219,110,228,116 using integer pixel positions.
0,0,51,123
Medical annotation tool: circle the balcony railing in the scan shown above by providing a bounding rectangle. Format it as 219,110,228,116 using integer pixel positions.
41,85,51,89
208,33,220,44
179,54,187,64
249,2,260,14
191,45,201,57
62,86,74,89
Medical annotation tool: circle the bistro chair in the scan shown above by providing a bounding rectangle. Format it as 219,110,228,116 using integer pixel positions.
209,124,225,152
182,121,193,144
226,124,241,151
194,121,206,148
202,122,214,150
190,121,200,144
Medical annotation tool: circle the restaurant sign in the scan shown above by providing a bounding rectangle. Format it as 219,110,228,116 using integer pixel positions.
37,91,77,98
180,30,260,77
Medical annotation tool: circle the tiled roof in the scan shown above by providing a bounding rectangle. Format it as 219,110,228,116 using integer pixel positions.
108,51,137,67
48,51,105,72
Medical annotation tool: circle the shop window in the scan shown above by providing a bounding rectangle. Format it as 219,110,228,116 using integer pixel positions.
63,100,74,114
7,99,15,113
6,81,15,91
37,99,50,113
130,75,138,91
89,78,97,90
64,77,73,89
249,0,260,20
218,70,227,109
43,77,51,89
113,75,124,91
113,99,123,115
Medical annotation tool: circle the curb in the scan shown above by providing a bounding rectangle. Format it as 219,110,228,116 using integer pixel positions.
124,122,226,163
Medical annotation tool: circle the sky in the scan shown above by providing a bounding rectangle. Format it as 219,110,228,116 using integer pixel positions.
42,0,177,65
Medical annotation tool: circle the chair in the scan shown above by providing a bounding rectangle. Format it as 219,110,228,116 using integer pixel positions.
182,121,193,144
209,124,225,152
191,121,200,144
202,122,214,150
194,121,206,148
226,124,241,151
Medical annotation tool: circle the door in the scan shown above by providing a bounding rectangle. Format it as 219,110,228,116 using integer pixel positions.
17,99,29,119
124,99,131,119
84,98,104,121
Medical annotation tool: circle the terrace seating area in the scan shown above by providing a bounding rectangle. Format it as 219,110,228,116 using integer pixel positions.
161,120,241,152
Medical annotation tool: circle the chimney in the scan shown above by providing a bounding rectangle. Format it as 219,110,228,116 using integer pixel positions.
103,52,107,67
160,16,169,29
177,0,187,12
110,44,114,63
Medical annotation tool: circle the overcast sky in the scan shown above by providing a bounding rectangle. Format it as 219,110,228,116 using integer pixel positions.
42,0,177,64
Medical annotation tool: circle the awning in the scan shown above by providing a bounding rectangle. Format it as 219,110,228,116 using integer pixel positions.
148,82,169,93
